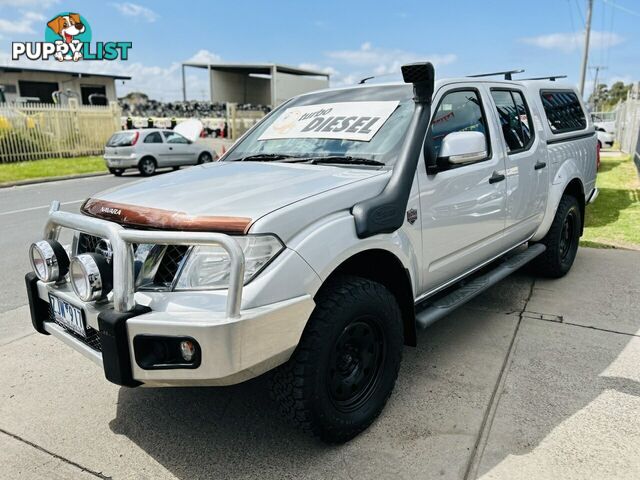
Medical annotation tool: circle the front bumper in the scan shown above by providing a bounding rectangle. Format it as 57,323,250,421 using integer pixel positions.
26,273,313,387
26,204,314,387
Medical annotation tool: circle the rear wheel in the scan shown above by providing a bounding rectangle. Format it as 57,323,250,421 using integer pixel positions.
108,168,124,176
271,275,403,443
172,166,180,171
138,157,156,176
532,194,581,278
197,152,213,164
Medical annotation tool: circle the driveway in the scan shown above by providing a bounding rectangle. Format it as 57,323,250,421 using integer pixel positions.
1,178,639,479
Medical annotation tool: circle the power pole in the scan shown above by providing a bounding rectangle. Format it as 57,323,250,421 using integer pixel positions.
589,65,607,110
578,0,594,97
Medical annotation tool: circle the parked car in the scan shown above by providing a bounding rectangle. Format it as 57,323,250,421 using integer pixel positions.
596,126,614,148
104,120,217,176
26,63,597,443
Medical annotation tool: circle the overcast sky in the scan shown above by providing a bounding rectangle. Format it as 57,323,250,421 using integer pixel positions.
0,0,638,101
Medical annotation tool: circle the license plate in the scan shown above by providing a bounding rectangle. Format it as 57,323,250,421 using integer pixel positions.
49,294,86,337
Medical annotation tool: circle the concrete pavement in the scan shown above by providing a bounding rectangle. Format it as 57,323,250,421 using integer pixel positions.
0,175,639,479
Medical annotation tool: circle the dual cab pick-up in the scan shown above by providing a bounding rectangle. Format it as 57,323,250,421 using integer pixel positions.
26,63,597,443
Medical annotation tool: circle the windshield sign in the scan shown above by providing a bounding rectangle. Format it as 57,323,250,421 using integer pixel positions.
258,101,399,142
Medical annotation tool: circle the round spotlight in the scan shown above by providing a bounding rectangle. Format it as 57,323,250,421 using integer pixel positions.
69,253,113,302
29,240,69,282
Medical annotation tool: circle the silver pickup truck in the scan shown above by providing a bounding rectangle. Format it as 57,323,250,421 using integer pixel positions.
26,63,597,443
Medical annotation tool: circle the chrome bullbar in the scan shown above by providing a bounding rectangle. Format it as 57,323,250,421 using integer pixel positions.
43,201,246,318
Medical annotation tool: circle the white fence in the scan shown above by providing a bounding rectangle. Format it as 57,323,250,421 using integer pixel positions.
615,99,640,163
0,99,121,163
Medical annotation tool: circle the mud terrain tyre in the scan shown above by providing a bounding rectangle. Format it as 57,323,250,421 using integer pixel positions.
271,275,403,443
532,194,581,278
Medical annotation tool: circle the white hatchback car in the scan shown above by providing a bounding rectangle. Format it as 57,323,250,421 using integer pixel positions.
104,122,217,176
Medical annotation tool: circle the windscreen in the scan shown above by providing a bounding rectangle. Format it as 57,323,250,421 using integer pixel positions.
225,85,414,165
107,131,138,147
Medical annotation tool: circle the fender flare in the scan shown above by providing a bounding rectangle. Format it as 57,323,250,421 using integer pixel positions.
532,159,584,241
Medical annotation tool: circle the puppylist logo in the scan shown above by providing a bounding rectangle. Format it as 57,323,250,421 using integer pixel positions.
12,12,132,62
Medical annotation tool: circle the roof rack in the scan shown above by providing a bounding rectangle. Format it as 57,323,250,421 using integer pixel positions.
520,75,567,82
468,69,524,81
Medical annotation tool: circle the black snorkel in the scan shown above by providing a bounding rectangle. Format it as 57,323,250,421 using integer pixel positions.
351,62,435,238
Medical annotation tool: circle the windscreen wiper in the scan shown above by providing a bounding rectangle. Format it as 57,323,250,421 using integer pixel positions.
305,156,385,166
237,153,299,161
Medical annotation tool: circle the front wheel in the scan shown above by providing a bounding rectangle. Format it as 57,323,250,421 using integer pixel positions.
271,275,403,443
532,194,581,278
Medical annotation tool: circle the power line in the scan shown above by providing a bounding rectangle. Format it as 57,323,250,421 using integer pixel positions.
601,0,640,18
574,0,586,24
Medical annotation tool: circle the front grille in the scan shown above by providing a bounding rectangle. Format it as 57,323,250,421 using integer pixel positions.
153,245,189,286
77,233,100,254
75,233,188,290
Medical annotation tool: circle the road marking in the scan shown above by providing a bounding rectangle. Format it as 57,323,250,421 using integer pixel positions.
0,199,84,217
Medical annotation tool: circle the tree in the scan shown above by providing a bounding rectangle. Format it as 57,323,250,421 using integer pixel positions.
606,82,632,107
588,83,608,110
589,81,633,111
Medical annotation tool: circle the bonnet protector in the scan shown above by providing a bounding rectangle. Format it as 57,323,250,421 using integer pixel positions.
351,62,434,238
81,198,252,234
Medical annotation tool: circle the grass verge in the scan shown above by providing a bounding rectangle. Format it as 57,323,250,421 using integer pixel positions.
582,154,640,250
0,156,106,184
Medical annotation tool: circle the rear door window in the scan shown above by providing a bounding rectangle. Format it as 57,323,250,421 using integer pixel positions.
144,132,163,143
490,89,534,153
540,90,586,133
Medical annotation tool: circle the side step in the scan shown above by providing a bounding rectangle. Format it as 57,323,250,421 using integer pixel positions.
415,243,546,329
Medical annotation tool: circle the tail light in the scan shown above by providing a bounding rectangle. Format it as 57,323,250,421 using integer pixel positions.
131,130,140,145
596,141,601,171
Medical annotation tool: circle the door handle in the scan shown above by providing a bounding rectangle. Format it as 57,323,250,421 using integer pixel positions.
489,172,505,184
169,147,173,150
534,161,547,170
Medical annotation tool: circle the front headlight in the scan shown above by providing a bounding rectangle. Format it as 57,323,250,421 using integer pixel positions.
174,235,284,290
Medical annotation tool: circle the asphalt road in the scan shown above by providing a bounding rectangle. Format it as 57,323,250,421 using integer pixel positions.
0,173,141,313
1,175,639,479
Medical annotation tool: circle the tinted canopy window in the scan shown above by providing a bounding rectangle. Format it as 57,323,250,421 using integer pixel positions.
540,91,586,133
491,90,534,153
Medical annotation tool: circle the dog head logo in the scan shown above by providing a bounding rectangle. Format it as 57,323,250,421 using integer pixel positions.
47,14,85,44
44,12,92,62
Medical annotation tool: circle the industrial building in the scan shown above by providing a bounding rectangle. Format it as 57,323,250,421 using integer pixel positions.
0,66,130,104
180,62,330,106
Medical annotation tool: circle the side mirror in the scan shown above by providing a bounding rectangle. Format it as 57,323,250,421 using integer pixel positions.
438,131,487,165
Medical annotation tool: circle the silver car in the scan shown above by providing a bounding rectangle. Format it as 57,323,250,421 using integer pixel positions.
104,127,217,176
